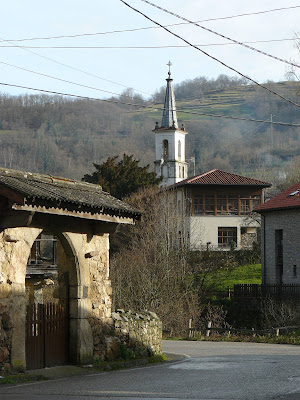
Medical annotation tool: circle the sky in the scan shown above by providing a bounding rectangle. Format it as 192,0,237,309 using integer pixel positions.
0,0,299,100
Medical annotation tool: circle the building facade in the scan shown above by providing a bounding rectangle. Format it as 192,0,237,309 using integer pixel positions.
256,181,300,285
170,170,270,250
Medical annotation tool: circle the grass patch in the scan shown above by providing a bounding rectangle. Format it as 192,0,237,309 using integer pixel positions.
215,263,261,291
200,263,261,292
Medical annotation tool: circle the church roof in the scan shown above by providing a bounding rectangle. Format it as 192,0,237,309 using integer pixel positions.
255,181,300,213
169,169,271,188
0,167,141,219
161,63,178,129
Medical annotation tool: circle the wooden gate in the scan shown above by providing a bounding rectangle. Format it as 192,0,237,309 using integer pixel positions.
26,303,68,370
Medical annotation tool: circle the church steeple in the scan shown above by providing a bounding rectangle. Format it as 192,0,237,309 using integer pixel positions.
153,63,188,187
161,61,178,129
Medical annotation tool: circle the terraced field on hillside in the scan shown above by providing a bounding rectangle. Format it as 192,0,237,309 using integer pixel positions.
137,81,300,123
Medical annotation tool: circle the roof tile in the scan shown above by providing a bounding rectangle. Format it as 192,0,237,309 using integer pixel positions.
255,181,300,212
0,168,140,217
170,169,271,187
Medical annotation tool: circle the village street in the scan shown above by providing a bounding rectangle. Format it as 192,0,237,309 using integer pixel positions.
1,340,300,399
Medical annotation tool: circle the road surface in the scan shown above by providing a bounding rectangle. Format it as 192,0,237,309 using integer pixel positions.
1,340,300,399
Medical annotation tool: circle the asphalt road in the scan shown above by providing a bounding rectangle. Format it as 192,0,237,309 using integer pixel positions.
2,340,300,399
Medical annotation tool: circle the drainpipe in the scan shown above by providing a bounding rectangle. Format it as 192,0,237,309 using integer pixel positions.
262,214,266,284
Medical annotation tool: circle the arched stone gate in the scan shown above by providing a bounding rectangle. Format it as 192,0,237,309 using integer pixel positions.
0,168,140,371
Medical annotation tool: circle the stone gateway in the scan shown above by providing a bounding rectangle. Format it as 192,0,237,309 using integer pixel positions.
0,168,162,372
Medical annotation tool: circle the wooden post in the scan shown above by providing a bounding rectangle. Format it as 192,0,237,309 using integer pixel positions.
276,328,280,337
206,321,212,338
188,318,193,338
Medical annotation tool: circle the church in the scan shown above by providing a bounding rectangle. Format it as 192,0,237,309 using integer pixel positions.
153,64,271,250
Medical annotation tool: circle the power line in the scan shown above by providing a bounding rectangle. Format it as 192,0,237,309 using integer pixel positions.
5,5,300,42
0,81,300,127
0,36,152,97
0,60,125,97
0,37,298,49
120,0,300,108
140,0,300,70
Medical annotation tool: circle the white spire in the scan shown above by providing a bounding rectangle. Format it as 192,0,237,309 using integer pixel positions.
161,61,178,129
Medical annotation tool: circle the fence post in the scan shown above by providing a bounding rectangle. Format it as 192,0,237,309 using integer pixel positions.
188,318,193,338
206,321,212,338
276,328,280,337
228,286,231,299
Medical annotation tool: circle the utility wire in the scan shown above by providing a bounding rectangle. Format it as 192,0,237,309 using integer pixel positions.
140,0,300,69
120,0,300,108
5,5,300,42
0,36,152,97
0,60,124,97
1,81,300,127
0,37,298,49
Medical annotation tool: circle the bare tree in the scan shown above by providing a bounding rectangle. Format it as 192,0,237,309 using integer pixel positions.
110,187,237,336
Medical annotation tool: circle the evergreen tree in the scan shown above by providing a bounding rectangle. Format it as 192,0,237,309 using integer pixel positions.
83,154,162,199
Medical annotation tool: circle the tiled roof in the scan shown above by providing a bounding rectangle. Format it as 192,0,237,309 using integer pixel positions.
0,168,140,217
170,169,271,188
255,181,300,212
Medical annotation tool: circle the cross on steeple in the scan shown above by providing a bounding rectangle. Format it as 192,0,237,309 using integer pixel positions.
167,60,172,77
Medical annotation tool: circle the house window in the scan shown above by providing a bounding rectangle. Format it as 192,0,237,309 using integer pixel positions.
218,227,237,248
275,229,283,284
293,265,297,278
240,196,261,215
193,195,203,214
28,234,57,267
205,195,215,214
163,140,169,159
217,195,227,214
228,196,238,215
193,194,261,215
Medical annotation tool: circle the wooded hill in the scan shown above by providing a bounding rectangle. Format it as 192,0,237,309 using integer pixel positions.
0,75,299,185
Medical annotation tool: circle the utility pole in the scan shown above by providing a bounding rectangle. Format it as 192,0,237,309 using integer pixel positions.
269,114,275,150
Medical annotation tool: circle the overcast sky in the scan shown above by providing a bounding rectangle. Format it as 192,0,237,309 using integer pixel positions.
0,0,299,99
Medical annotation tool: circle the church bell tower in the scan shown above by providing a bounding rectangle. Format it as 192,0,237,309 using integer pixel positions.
154,62,188,187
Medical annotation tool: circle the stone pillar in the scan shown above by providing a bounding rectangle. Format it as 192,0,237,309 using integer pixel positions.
0,227,41,371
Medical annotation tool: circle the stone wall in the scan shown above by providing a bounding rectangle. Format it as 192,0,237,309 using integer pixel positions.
112,309,162,356
90,309,162,362
262,210,300,284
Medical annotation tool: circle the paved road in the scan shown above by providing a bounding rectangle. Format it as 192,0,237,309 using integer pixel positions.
1,340,300,399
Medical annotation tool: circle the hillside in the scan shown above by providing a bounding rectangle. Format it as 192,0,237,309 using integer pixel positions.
0,77,299,185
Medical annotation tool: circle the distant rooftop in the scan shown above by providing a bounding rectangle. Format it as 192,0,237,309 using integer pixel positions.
169,169,272,188
256,181,300,213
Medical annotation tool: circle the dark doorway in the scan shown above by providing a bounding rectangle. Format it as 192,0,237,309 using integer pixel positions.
275,229,283,285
